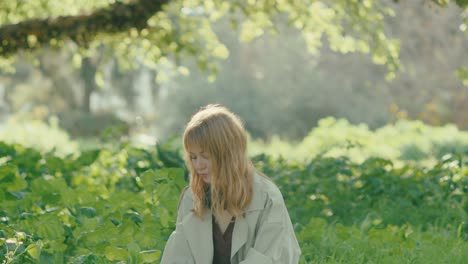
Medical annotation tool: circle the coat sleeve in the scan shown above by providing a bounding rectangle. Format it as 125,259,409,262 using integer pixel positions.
240,191,301,264
160,187,195,264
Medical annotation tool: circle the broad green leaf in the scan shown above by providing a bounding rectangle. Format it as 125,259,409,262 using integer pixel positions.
79,207,97,218
0,164,17,182
140,249,161,263
26,243,39,259
140,169,156,192
0,164,26,192
105,246,127,261
157,207,170,228
75,150,101,167
127,241,141,263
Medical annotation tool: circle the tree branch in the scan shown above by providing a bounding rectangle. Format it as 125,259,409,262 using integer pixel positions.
0,0,169,57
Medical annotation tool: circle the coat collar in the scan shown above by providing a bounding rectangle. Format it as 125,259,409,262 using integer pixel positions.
181,173,267,263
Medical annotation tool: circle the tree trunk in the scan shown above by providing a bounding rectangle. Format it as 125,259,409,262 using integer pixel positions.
0,0,169,57
81,57,97,113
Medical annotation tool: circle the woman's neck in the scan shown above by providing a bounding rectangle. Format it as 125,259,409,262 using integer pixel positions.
214,210,234,234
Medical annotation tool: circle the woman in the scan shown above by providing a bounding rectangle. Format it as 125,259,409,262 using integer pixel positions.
161,104,301,264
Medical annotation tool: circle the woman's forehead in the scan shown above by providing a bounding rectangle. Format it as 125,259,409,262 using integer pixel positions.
184,130,211,154
187,144,203,153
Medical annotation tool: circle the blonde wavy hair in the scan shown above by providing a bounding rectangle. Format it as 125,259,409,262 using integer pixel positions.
183,104,254,218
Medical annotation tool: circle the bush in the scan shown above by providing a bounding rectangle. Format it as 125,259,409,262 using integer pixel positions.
249,118,468,163
0,116,78,156
0,139,466,263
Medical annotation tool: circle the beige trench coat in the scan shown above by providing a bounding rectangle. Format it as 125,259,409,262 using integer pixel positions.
160,173,301,264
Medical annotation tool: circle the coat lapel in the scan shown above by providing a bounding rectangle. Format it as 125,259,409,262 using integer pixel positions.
231,174,267,260
231,214,248,260
182,209,213,264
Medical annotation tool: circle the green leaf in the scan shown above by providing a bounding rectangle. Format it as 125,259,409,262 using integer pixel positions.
39,252,55,263
455,66,468,86
335,223,351,240
69,254,100,264
105,246,127,261
110,218,121,226
30,178,62,205
157,207,170,228
76,150,101,167
79,207,97,218
299,217,328,242
36,217,64,239
26,243,39,260
124,211,142,225
0,164,17,183
140,249,161,263
0,142,16,157
212,44,229,59
0,164,27,192
140,169,156,192
167,168,186,189
127,241,141,263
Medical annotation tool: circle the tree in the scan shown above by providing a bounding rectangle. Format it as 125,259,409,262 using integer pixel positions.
154,0,467,140
1,0,467,76
0,0,407,139
0,0,405,76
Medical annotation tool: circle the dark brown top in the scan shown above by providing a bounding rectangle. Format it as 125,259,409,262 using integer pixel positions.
212,215,235,264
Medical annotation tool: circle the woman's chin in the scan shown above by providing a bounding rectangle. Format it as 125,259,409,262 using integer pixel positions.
202,178,211,184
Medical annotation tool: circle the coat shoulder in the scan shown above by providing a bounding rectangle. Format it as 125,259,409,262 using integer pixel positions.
253,173,284,202
177,186,191,209
178,186,193,210
252,172,290,225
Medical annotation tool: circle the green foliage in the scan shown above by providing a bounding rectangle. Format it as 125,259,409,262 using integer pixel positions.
254,153,467,229
0,134,466,263
249,117,468,163
0,0,402,76
0,116,79,156
0,140,186,263
431,0,468,8
254,153,467,263
297,219,468,263
456,66,468,86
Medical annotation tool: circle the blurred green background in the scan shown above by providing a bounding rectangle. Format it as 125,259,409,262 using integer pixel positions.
0,0,466,152
0,0,467,263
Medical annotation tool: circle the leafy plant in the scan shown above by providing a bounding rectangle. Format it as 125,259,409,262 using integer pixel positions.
0,138,466,263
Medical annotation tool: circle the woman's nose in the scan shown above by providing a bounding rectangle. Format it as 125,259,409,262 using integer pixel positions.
194,159,205,169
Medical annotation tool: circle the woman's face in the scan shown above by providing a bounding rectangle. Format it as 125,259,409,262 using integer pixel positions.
188,145,212,184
